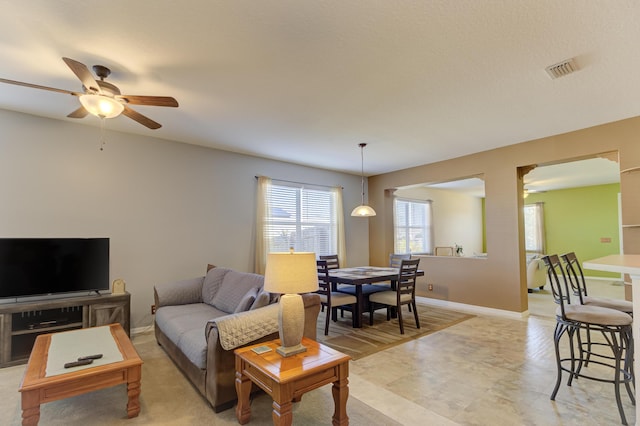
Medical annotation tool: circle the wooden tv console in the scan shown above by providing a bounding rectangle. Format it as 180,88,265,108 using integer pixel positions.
0,292,130,368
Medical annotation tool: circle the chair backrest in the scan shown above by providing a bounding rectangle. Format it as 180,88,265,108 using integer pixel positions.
316,260,331,302
319,254,340,270
434,247,454,256
542,254,572,319
389,253,411,268
396,258,420,300
560,252,588,302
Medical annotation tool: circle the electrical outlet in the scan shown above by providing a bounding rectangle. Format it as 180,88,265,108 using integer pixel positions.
151,305,156,315
428,283,434,291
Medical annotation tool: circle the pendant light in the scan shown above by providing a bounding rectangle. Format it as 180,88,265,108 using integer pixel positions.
351,143,376,217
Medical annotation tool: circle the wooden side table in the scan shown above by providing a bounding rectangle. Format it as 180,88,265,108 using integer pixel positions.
234,337,350,426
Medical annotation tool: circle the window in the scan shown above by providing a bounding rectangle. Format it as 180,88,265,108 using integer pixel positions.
265,182,338,256
394,198,432,254
524,203,546,254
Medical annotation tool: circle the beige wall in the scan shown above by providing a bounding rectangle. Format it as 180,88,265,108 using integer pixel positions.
0,109,370,329
368,116,640,313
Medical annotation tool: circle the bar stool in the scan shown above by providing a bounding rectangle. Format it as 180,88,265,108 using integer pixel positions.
561,252,633,372
561,252,633,314
542,254,634,425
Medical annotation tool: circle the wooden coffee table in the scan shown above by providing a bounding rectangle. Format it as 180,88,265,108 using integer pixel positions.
235,337,350,425
18,323,143,426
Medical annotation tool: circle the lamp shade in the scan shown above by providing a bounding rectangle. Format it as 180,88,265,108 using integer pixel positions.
79,94,124,119
264,252,318,294
351,204,377,217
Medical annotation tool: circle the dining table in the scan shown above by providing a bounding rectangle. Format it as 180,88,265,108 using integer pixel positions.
327,266,425,328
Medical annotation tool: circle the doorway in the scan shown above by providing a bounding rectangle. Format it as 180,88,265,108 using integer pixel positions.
520,155,623,317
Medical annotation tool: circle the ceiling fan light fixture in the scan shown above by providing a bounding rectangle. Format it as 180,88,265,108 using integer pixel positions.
79,94,124,119
351,143,376,217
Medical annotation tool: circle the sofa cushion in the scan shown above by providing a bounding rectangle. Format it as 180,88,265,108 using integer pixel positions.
234,287,258,313
155,276,204,307
211,270,264,313
155,303,227,369
202,268,231,305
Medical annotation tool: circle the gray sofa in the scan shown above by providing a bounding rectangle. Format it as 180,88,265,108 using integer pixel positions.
154,265,321,412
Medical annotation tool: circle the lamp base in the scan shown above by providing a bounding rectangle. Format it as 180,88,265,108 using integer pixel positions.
276,343,307,357
277,293,307,357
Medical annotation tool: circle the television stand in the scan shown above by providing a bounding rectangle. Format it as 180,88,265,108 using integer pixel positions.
0,292,130,368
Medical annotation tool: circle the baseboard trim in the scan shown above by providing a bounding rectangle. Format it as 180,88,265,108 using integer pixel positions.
416,296,527,320
131,324,154,336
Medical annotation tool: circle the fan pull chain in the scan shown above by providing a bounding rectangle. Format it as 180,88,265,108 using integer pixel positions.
99,117,106,151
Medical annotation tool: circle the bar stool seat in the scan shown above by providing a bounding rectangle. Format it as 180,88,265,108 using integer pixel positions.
559,304,632,326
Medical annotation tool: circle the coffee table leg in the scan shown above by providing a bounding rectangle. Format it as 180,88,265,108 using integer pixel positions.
235,367,252,424
126,366,142,418
331,362,349,426
21,390,40,426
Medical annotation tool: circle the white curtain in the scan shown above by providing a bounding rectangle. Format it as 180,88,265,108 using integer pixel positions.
426,200,434,254
332,186,347,267
525,202,546,254
254,176,271,274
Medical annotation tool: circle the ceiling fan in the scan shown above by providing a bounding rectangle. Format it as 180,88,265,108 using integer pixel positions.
0,57,178,129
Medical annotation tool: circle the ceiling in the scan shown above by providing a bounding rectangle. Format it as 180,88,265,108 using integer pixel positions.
1,1,640,177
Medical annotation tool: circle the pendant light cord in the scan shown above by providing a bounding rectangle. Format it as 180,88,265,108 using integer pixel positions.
360,145,365,204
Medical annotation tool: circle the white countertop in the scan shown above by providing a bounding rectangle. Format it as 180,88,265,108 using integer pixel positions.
583,254,640,276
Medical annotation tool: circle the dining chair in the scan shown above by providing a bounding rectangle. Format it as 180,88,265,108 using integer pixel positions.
316,260,358,335
368,258,421,334
389,253,411,268
319,254,340,270
542,254,634,425
389,253,412,311
319,254,349,316
434,247,454,256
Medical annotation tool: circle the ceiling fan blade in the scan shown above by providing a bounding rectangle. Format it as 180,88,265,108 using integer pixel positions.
67,106,89,119
62,57,102,94
116,95,178,107
0,78,81,96
122,105,162,129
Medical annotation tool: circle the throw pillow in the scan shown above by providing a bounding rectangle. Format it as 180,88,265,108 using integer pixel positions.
211,270,264,313
234,287,258,313
250,289,271,310
202,267,230,305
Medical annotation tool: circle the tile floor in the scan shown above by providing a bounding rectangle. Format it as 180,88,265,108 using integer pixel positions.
344,279,634,425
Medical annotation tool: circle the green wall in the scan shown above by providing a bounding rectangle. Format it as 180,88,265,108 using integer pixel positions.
525,183,620,278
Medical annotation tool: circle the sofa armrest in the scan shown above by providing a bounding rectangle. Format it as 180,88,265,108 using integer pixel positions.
206,304,279,350
154,276,204,307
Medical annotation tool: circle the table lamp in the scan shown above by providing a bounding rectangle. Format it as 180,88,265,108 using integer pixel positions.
264,250,318,357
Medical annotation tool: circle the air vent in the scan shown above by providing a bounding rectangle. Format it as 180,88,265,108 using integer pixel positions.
545,58,578,79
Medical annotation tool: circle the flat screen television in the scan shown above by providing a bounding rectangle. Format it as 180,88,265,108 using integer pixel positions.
0,238,110,300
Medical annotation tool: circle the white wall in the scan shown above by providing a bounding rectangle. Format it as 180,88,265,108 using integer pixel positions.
0,109,370,328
